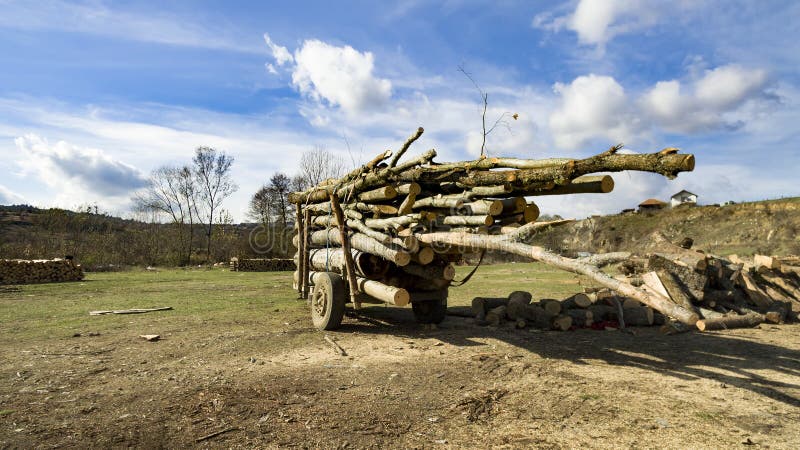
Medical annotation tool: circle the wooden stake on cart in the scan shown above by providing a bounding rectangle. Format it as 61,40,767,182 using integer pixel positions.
329,192,361,309
295,203,305,298
302,208,311,300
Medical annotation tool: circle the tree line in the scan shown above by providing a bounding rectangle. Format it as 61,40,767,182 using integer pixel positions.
0,145,344,268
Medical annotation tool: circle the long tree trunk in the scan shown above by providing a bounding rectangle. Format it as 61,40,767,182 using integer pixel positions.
415,231,699,325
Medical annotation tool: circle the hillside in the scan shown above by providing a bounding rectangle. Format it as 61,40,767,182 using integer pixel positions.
530,197,800,256
0,205,289,268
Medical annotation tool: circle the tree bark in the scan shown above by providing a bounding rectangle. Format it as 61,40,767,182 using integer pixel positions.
309,228,411,266
696,312,764,331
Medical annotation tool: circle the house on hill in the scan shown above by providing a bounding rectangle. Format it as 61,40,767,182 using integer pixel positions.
638,198,667,212
670,190,698,207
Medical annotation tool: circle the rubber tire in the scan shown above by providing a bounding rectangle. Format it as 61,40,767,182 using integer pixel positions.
310,272,346,331
412,297,448,324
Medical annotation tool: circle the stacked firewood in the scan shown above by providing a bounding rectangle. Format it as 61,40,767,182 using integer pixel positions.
612,237,800,331
472,244,800,332
230,257,294,272
0,259,84,285
471,288,660,331
289,127,702,324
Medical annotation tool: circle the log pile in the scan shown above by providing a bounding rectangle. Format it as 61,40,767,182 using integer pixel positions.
583,235,800,331
472,244,800,332
0,259,84,285
230,257,294,272
290,127,705,328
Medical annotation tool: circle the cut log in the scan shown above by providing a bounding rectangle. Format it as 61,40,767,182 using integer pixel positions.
526,175,614,196
356,277,410,306
401,263,456,281
622,306,654,326
463,200,503,216
309,229,411,266
508,291,532,305
696,313,764,331
561,293,592,309
499,197,526,214
365,213,426,231
645,232,708,272
552,315,573,331
658,270,697,310
641,271,671,300
486,305,508,326
472,297,509,320
397,190,417,215
411,247,435,265
565,309,594,327
308,249,389,279
736,271,773,309
358,186,397,203
539,299,562,315
577,252,632,267
395,182,421,196
442,215,494,226
754,254,781,270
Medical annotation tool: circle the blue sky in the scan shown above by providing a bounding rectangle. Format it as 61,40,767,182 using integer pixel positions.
0,0,798,220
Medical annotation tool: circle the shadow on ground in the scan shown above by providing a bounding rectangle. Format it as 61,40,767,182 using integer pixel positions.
340,305,800,408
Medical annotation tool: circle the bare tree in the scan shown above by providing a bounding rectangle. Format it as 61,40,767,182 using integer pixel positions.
298,145,344,188
457,65,516,158
193,146,238,261
133,166,196,264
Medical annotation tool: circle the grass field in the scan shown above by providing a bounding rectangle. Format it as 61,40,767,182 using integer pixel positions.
1,264,799,448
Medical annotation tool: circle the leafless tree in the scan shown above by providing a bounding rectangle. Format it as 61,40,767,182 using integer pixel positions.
457,65,515,158
298,145,344,188
133,166,197,264
193,146,238,261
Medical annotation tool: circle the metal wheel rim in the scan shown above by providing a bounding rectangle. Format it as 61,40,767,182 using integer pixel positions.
312,286,328,317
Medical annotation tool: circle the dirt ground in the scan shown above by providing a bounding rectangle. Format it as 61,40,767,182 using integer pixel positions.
1,270,800,449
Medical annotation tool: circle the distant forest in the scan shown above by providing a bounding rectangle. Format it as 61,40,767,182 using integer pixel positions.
0,204,292,269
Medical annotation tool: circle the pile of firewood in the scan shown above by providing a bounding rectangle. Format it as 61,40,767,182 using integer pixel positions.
230,257,294,272
471,234,800,332
0,259,84,285
289,127,709,329
612,236,800,331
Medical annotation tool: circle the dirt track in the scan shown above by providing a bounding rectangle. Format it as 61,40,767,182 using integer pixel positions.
2,304,799,449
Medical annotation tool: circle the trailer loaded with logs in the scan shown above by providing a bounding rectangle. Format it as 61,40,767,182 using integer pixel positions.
290,127,700,331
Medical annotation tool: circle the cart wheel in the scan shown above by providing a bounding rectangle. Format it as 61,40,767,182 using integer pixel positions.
412,298,447,324
310,272,346,331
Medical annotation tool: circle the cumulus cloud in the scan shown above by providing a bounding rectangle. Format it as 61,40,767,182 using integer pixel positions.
0,184,25,204
640,65,770,132
14,134,147,198
549,74,638,149
264,35,392,115
534,0,701,49
549,65,772,147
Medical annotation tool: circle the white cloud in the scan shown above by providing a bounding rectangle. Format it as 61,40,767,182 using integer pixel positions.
640,65,769,132
0,184,25,204
263,33,293,66
264,36,393,115
549,74,638,149
292,40,392,113
534,0,702,49
14,134,147,201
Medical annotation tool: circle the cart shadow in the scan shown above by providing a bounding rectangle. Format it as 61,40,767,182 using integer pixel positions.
340,306,800,408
